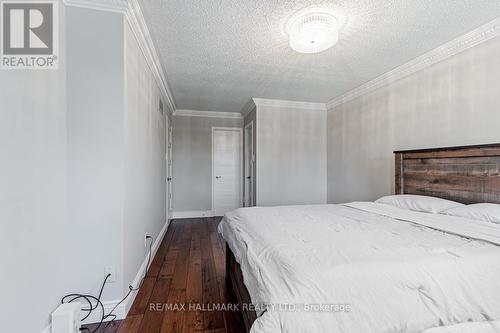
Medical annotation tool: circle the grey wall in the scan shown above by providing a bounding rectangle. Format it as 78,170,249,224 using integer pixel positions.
0,4,67,333
0,6,169,333
66,7,125,302
172,115,243,212
327,37,500,204
256,106,327,206
0,6,127,333
123,21,167,296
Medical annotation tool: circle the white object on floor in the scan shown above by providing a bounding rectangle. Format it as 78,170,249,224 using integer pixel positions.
51,303,81,333
219,202,500,333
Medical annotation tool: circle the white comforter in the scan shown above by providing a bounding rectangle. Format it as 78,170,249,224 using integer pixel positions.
422,320,500,333
218,202,500,333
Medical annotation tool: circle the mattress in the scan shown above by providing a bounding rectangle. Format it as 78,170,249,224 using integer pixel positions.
218,202,500,333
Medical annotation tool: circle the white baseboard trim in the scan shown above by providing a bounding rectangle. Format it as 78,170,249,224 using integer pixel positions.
81,300,127,325
42,300,127,332
172,210,214,219
123,218,171,315
41,219,171,333
85,218,171,324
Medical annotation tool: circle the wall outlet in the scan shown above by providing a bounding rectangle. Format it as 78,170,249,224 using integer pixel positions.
145,233,152,248
104,266,116,283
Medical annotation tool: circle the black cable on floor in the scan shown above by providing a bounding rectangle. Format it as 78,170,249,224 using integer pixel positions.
61,235,154,333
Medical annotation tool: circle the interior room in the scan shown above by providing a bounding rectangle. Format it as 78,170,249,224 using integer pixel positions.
1,1,500,332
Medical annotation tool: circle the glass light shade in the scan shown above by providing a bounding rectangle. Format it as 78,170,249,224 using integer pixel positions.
288,12,339,54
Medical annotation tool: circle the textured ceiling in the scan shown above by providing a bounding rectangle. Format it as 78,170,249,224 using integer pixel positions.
139,0,500,112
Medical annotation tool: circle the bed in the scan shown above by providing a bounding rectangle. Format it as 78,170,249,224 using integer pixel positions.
219,143,500,333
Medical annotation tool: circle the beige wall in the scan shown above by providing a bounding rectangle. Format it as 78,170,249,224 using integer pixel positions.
327,37,500,204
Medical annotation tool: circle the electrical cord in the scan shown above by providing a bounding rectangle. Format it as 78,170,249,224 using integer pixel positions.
100,236,153,331
96,236,153,332
61,235,154,333
131,235,153,292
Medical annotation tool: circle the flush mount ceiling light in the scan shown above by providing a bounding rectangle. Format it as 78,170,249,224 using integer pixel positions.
287,12,339,54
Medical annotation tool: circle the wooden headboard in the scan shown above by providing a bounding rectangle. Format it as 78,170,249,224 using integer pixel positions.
394,144,500,204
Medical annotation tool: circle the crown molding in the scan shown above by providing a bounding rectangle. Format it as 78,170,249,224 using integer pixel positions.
62,0,127,13
240,98,256,117
327,17,500,110
173,109,243,119
63,0,177,115
252,98,327,111
125,0,176,115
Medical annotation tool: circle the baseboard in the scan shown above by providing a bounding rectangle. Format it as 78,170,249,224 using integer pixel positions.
123,218,171,314
172,210,214,219
41,219,171,333
85,218,171,324
41,289,129,332
81,300,127,325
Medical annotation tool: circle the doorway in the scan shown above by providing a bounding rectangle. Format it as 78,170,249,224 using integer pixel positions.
212,127,242,216
166,120,173,220
243,121,254,207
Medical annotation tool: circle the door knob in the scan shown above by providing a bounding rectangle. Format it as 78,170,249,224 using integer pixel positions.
216,176,222,179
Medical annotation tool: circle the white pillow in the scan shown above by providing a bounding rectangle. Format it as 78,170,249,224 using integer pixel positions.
375,194,464,214
442,203,500,224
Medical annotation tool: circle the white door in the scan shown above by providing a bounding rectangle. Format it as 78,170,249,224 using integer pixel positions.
212,128,242,216
243,122,254,207
167,123,173,219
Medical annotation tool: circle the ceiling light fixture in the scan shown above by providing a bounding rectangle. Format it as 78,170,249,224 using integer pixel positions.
287,12,339,54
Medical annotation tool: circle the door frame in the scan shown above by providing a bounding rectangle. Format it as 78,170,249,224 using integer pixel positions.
211,126,243,216
243,121,254,207
166,117,173,221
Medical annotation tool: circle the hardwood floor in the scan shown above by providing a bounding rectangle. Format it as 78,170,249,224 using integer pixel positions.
84,217,246,333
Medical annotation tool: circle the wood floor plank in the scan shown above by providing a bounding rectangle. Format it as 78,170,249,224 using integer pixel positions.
128,277,156,316
160,289,187,333
208,217,227,253
159,222,182,280
137,278,172,333
183,222,204,332
210,225,226,283
159,248,179,280
221,286,245,333
170,222,192,291
200,220,226,331
117,315,143,333
99,217,245,333
147,222,177,278
82,320,122,333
